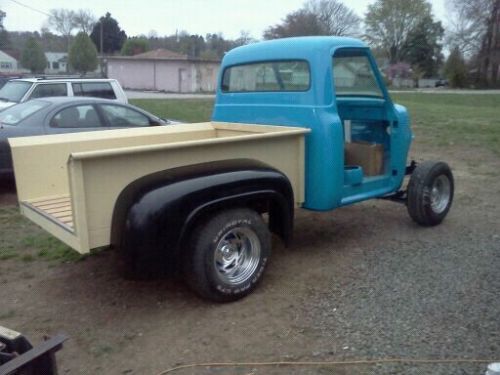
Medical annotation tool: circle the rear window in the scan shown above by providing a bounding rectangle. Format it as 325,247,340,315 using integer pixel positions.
72,82,116,99
222,60,310,92
0,100,50,125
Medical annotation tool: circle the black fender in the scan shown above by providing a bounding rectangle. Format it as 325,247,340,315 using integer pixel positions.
110,159,294,277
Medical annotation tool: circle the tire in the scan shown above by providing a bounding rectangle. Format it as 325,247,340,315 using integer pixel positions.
184,208,271,302
407,161,454,226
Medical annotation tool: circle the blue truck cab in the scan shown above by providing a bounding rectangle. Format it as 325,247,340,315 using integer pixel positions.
113,37,453,302
213,36,412,211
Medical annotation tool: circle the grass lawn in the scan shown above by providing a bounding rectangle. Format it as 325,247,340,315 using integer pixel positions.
391,93,500,154
130,99,214,123
132,93,500,155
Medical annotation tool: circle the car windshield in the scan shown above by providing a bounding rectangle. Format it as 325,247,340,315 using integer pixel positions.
0,81,32,103
0,100,50,126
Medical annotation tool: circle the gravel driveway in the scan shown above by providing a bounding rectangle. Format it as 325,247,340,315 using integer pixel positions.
0,141,498,374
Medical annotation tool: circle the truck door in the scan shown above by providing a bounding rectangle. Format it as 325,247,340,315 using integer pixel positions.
332,48,397,205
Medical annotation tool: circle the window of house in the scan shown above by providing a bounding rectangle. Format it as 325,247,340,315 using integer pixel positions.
0,62,13,69
52,62,60,70
72,82,116,99
222,60,310,92
29,83,68,99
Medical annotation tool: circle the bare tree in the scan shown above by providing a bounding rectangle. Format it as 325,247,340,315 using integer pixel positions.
73,9,96,34
446,0,500,86
305,0,360,36
264,0,360,40
47,9,76,51
445,0,491,57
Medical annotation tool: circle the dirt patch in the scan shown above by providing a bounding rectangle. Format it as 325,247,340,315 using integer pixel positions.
1,142,499,375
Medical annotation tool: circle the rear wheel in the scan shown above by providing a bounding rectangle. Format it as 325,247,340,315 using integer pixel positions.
407,161,454,226
184,208,271,302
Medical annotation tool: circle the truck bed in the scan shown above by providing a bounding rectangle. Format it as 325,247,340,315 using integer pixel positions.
10,122,309,254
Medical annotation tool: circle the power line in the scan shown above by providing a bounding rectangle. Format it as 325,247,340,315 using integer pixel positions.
7,0,51,17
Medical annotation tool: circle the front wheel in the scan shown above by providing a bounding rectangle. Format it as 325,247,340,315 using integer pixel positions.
184,208,271,302
407,161,454,226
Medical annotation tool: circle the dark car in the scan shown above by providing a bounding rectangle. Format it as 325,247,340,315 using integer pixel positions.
435,78,449,87
0,97,172,179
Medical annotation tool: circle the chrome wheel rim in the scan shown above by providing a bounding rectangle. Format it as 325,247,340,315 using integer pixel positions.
430,175,451,214
214,227,261,285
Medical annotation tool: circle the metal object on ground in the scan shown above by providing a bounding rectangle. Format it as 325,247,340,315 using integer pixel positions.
0,326,67,375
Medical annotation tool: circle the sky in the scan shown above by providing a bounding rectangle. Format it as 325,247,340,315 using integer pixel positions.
2,0,448,40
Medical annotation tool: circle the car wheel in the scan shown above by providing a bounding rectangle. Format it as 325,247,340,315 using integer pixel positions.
407,161,454,226
184,208,271,302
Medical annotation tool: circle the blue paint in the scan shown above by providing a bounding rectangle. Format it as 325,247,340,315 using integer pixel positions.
212,36,412,211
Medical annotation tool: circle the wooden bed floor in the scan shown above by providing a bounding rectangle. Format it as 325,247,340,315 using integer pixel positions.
23,195,74,230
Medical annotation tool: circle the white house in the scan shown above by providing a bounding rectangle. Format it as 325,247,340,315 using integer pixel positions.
0,50,18,73
106,49,220,93
45,52,68,74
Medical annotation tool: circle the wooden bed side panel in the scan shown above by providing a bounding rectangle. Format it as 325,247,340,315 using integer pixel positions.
79,133,307,249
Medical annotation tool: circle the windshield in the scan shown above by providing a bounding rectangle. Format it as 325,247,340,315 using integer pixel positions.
0,81,32,103
0,100,50,125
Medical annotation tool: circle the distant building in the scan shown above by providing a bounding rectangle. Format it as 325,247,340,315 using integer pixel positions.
0,50,18,73
45,52,68,74
106,49,220,93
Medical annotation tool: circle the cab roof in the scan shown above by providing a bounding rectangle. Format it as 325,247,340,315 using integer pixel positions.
223,36,367,66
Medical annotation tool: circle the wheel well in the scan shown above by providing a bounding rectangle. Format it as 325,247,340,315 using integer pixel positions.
179,194,293,252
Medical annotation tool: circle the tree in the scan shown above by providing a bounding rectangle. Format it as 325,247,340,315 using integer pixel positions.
446,0,492,58
304,0,360,36
476,0,500,86
69,32,98,73
21,37,47,73
447,0,500,86
47,9,76,51
444,47,468,88
73,9,96,34
121,37,149,56
264,9,325,39
264,0,360,39
364,0,432,64
90,13,127,54
0,9,11,50
401,16,444,77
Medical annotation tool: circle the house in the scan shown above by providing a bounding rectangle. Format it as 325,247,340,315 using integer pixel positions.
106,49,220,93
45,52,68,74
0,50,18,73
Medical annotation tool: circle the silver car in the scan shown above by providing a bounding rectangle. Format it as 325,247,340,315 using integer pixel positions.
0,97,171,179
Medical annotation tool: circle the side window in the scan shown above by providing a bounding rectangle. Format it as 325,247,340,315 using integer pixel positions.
29,83,68,99
99,104,150,127
333,51,383,98
72,82,116,99
50,105,103,128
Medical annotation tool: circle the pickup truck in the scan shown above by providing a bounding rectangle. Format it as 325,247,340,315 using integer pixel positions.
9,37,454,302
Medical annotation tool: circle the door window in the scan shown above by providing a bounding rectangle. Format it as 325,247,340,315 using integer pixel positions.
99,104,150,127
29,83,68,99
333,52,383,98
50,105,103,128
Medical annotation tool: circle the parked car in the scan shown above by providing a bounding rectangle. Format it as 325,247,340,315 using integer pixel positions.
0,77,127,111
435,78,449,88
0,97,171,179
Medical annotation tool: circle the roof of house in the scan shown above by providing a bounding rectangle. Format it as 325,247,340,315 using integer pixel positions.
106,48,220,63
133,49,188,60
